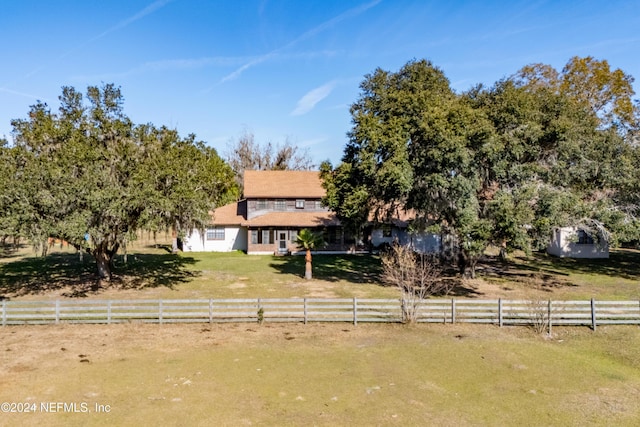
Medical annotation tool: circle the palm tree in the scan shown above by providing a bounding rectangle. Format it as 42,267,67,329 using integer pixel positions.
295,228,325,280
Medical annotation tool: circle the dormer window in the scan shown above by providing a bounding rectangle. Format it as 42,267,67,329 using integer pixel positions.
256,199,268,210
275,200,286,210
295,199,305,209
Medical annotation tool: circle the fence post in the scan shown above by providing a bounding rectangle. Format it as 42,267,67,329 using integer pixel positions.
450,298,455,324
107,300,112,324
55,300,60,324
159,300,163,325
353,298,358,326
591,298,597,331
498,299,503,327
548,300,552,335
209,299,213,324
303,298,307,325
2,300,6,327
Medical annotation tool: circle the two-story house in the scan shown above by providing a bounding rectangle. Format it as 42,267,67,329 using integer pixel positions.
182,170,351,254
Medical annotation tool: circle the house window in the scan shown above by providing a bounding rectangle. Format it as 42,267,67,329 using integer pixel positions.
382,225,392,238
275,200,286,211
577,230,594,245
262,229,273,244
314,200,322,210
206,227,225,241
251,230,258,244
295,199,305,209
290,230,298,243
256,199,268,210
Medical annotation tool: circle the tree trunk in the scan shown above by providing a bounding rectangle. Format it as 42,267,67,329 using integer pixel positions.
172,222,179,253
305,249,312,280
499,241,508,262
93,242,119,283
469,259,477,279
95,250,112,282
458,251,467,276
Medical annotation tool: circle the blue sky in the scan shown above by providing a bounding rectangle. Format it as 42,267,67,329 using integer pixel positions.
1,0,639,164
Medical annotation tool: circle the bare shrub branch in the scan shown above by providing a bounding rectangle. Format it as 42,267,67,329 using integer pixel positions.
381,244,449,323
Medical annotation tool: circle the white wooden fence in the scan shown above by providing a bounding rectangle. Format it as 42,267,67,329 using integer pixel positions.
2,298,640,330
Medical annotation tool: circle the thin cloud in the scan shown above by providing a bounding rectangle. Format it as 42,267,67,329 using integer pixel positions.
0,87,48,101
220,0,382,83
221,53,276,83
18,0,174,83
79,0,174,52
200,51,340,94
291,81,337,116
78,50,340,83
74,56,253,81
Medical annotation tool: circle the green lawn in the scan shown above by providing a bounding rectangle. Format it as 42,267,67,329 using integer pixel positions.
1,241,640,301
481,250,640,300
0,244,395,300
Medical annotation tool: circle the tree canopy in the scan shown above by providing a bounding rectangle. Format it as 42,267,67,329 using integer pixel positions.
513,56,639,133
4,84,238,281
226,130,315,192
322,58,640,277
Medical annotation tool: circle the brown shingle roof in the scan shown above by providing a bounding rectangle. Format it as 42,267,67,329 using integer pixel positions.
244,211,339,227
243,170,325,198
367,202,423,227
209,201,246,225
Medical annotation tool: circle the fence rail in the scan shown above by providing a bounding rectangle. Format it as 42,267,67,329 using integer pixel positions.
1,298,639,329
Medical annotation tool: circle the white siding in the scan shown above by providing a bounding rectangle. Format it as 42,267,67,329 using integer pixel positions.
405,232,441,253
371,227,397,247
547,227,609,259
183,226,248,252
371,227,441,253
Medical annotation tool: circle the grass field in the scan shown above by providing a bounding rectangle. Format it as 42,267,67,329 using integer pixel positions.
0,244,394,300
2,241,640,425
1,238,639,301
1,323,640,426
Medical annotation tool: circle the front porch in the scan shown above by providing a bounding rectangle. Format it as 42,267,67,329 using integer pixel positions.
246,226,356,255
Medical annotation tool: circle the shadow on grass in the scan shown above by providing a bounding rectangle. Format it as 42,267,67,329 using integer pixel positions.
142,243,174,253
0,243,28,260
270,250,632,298
0,252,199,299
269,254,383,284
269,254,485,297
478,256,578,293
516,249,640,281
446,278,484,298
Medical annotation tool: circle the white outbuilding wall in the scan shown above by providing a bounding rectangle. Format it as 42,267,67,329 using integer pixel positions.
547,227,609,259
182,226,248,252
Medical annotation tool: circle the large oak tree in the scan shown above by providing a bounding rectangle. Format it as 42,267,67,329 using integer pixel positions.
6,84,237,281
322,58,640,278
